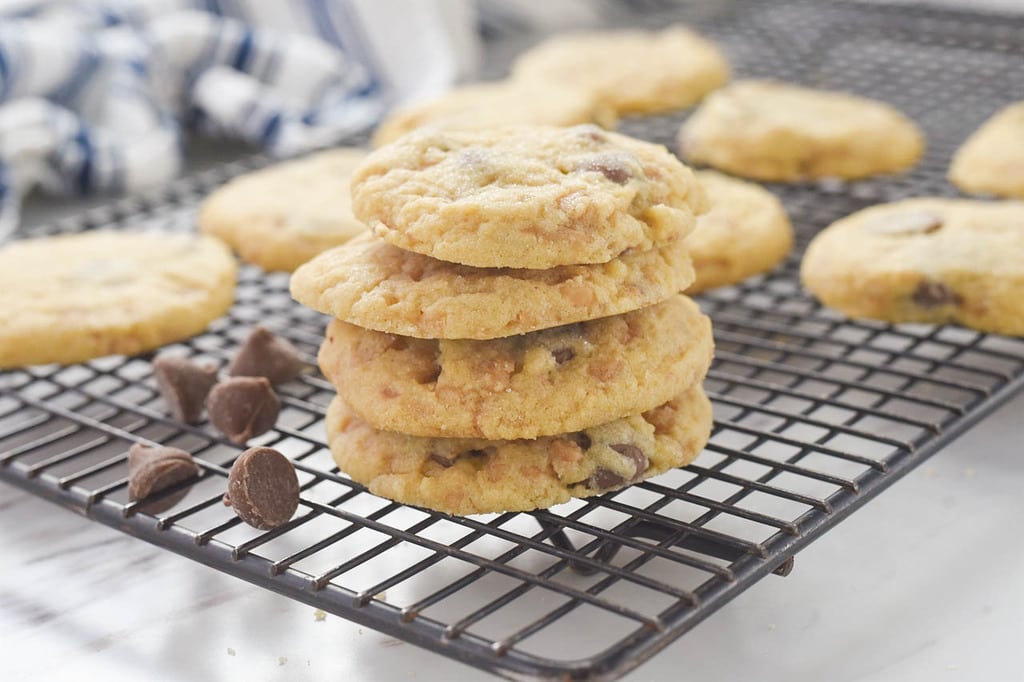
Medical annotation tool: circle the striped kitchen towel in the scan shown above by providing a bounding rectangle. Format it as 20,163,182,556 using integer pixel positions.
0,0,479,240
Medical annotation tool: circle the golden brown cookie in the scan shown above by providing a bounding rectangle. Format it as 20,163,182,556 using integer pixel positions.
372,79,616,147
352,124,708,269
678,80,924,181
318,295,713,439
949,102,1024,199
686,171,793,293
289,232,694,340
801,198,1024,336
198,148,367,272
0,231,237,368
325,383,713,515
511,26,729,116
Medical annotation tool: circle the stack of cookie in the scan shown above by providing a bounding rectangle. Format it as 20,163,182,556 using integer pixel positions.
291,124,715,515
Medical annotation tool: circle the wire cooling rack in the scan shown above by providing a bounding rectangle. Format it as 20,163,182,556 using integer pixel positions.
3,1,1024,679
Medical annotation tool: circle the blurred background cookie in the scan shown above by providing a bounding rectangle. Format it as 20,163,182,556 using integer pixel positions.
199,149,367,272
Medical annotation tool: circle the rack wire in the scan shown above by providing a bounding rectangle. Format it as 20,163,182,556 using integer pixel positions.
3,1,1024,679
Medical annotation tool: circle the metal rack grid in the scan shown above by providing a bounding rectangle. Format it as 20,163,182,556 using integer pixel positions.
3,1,1024,679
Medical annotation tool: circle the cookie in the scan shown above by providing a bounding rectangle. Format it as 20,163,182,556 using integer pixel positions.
352,124,708,269
511,27,729,116
949,102,1024,199
290,232,694,340
0,231,237,369
678,80,924,181
686,171,793,293
801,198,1024,336
198,148,367,272
318,294,712,439
324,384,712,515
372,80,616,147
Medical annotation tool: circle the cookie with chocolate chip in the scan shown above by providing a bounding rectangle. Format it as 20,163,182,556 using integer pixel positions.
318,294,713,439
324,384,712,515
0,231,237,369
199,148,368,272
801,198,1024,336
351,124,708,269
949,102,1024,199
678,80,923,181
290,231,694,340
686,171,793,294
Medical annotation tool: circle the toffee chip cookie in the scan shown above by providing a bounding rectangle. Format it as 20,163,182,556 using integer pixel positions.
372,80,616,147
511,26,729,116
352,125,709,269
199,148,367,272
319,295,713,440
687,171,793,293
678,80,924,181
325,384,713,515
0,231,236,369
290,232,695,340
801,198,1024,336
949,102,1024,199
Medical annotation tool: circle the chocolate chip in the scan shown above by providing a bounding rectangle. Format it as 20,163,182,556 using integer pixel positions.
589,468,627,491
567,432,592,450
551,347,575,365
128,443,200,514
610,443,649,481
228,327,305,385
152,355,217,424
463,449,489,458
206,377,280,445
911,280,962,308
223,447,299,529
575,124,607,142
429,453,454,468
575,157,632,184
863,210,943,236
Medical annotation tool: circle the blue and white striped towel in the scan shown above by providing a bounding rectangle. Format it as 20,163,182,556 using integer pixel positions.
0,0,480,239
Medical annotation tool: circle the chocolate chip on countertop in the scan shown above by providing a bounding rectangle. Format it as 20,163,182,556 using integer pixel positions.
228,327,306,385
206,377,280,445
911,280,962,308
128,443,200,514
153,354,218,424
223,447,299,529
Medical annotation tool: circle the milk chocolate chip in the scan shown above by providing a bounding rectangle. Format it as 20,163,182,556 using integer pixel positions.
128,443,200,514
228,327,305,385
586,443,649,492
206,377,280,445
224,447,299,529
575,156,632,184
153,355,218,424
911,280,961,308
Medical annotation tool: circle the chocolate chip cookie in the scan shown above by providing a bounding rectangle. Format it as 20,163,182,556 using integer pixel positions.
678,80,924,181
318,294,713,439
372,80,616,147
511,26,729,116
325,384,712,515
687,171,793,293
801,198,1024,336
351,125,708,269
289,232,694,340
949,102,1024,199
0,231,237,369
199,148,367,272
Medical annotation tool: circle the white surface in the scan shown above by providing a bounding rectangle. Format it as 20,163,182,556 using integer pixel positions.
2,390,1022,682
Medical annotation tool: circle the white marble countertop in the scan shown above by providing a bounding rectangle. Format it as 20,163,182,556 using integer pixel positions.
3,389,1022,682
